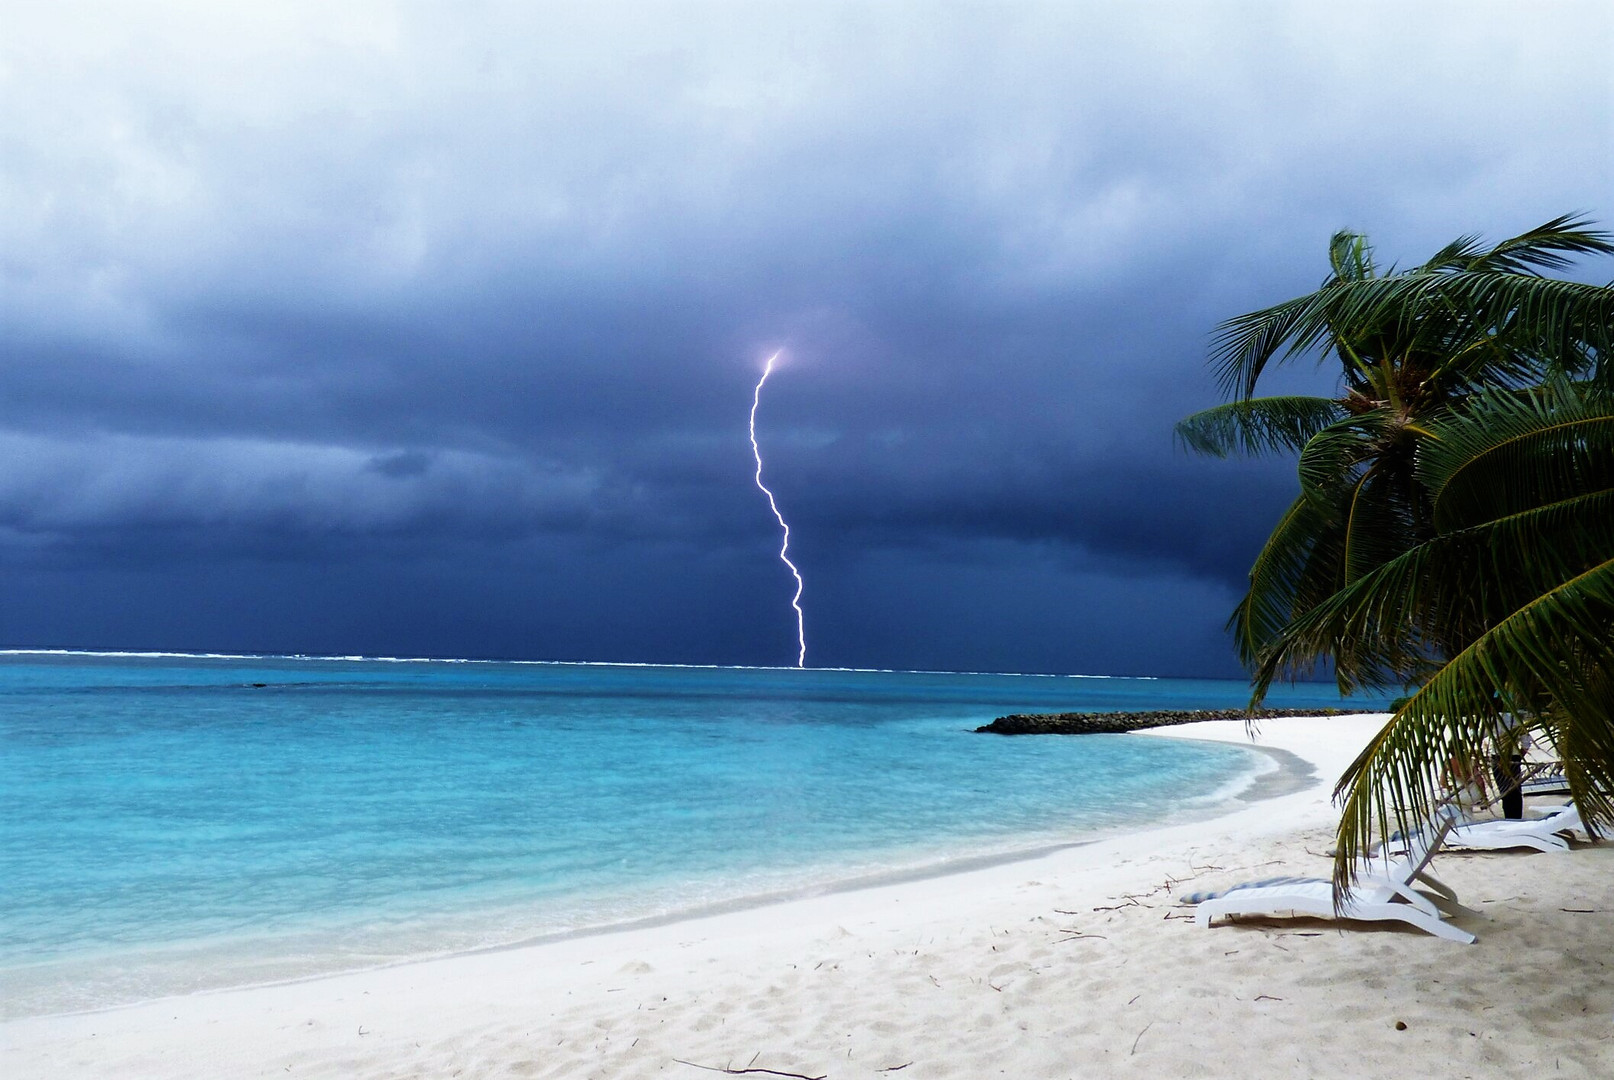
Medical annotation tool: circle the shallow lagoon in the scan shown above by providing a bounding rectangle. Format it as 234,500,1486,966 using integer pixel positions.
0,652,1379,1014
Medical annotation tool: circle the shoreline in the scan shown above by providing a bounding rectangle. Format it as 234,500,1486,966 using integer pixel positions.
7,713,1611,1079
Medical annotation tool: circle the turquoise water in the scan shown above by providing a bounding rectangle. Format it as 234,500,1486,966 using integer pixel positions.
0,652,1380,1016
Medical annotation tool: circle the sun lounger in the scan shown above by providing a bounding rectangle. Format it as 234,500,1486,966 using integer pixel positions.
1446,802,1585,853
1189,811,1476,943
1375,801,1587,855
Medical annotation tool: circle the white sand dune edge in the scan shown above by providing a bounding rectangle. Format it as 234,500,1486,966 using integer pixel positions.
4,714,1610,1079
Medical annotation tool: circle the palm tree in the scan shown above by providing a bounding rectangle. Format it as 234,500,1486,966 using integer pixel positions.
1176,216,1614,888
1256,380,1614,886
1177,216,1614,678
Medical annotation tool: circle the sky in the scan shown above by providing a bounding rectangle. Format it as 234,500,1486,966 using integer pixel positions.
2,1,1611,677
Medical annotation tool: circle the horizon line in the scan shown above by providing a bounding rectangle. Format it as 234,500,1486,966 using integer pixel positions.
0,646,1162,681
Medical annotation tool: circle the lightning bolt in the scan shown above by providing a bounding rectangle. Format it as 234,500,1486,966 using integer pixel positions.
749,351,807,668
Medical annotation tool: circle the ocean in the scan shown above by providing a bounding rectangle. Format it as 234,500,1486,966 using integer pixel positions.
0,651,1383,1016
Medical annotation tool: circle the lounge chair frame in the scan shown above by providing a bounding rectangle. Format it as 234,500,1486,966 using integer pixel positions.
1193,813,1476,944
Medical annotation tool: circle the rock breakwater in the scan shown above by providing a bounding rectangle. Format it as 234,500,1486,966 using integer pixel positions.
975,707,1348,735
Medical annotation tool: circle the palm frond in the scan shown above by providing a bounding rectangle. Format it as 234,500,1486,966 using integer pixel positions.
1331,556,1614,891
1339,466,1421,586
1210,270,1614,399
1230,492,1344,673
1425,381,1614,532
1295,411,1389,496
1464,213,1614,275
1329,231,1376,282
1249,483,1614,700
1175,397,1346,458
1210,294,1338,398
1419,233,1487,273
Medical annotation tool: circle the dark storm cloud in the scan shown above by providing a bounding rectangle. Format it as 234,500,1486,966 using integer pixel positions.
2,2,1610,673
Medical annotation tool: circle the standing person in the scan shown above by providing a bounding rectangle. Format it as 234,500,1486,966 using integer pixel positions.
1493,715,1531,819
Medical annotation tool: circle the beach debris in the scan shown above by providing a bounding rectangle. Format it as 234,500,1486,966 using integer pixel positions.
877,1064,912,1073
1395,1020,1408,1031
1130,1021,1154,1055
673,1058,825,1080
1092,897,1141,912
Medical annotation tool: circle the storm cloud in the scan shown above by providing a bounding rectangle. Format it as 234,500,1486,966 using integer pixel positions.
3,2,1610,675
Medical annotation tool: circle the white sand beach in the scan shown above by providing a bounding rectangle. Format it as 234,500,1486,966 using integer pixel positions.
4,714,1610,1079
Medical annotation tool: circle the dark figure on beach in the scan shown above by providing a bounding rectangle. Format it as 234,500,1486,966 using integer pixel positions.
1494,753,1525,819
1492,716,1531,819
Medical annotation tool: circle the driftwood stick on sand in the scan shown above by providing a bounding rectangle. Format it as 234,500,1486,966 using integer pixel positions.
673,1059,827,1080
